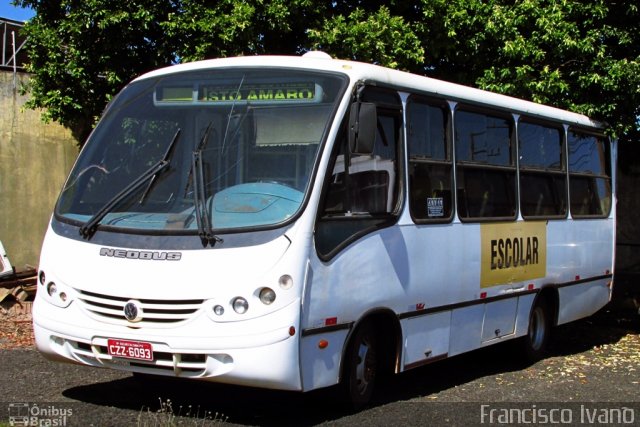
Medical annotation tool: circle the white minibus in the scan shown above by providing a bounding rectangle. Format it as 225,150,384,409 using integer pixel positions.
33,52,615,406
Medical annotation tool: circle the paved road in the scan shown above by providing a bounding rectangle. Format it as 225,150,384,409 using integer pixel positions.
1,307,638,426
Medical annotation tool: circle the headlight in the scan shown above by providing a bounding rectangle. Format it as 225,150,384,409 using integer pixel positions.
46,282,57,297
232,297,248,314
259,287,276,305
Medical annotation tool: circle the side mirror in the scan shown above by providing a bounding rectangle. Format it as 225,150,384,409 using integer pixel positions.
348,102,376,155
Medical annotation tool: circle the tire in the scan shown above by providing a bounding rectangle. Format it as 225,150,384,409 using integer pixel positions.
342,323,378,409
522,297,551,361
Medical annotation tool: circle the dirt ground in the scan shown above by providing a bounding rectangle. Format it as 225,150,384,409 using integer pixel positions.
0,300,33,349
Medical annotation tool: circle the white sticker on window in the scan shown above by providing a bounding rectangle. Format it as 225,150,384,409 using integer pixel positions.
427,197,444,217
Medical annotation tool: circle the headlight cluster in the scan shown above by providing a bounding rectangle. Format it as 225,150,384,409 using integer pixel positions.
38,270,73,308
211,274,293,317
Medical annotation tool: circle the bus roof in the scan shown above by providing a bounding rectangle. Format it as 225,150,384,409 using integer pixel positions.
135,53,602,130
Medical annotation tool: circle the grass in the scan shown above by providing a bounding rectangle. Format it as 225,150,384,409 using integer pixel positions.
137,398,227,427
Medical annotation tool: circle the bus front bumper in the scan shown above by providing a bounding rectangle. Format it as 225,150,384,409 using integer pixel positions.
32,296,302,391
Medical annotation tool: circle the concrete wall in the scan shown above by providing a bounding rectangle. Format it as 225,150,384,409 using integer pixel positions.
0,70,78,268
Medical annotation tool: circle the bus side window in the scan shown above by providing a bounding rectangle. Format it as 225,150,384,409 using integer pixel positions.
321,114,400,214
407,96,452,222
568,130,612,218
518,120,567,218
316,88,402,258
455,108,516,221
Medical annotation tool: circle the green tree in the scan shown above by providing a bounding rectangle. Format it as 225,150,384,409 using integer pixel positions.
15,0,178,142
15,0,640,144
307,4,424,70
309,0,640,141
417,0,640,142
162,0,325,61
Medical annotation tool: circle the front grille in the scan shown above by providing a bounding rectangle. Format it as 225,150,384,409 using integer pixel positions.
76,289,204,327
63,338,210,377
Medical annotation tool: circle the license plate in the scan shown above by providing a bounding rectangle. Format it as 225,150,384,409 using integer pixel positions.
107,339,154,362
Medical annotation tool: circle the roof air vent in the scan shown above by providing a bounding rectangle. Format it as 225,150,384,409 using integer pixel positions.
302,51,332,60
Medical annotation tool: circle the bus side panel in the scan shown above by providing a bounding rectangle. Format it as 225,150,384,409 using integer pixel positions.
303,211,613,389
302,228,415,390
548,219,614,280
513,294,536,337
400,223,520,358
448,305,484,357
400,223,485,311
304,221,520,385
548,218,614,325
557,280,611,325
401,312,450,367
481,299,518,343
299,330,349,391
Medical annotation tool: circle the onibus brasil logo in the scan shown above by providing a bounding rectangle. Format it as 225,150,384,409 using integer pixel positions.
7,403,73,426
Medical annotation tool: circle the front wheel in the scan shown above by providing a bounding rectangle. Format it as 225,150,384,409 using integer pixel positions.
522,297,552,361
342,323,378,409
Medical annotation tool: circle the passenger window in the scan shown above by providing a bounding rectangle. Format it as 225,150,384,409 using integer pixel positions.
455,108,516,220
518,121,567,218
316,87,402,257
323,114,399,215
568,130,611,217
407,97,452,222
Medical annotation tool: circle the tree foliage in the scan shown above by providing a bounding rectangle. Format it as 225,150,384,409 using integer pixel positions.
15,0,640,144
15,0,177,141
423,0,640,142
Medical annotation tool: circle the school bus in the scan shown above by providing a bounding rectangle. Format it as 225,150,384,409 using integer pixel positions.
33,52,615,406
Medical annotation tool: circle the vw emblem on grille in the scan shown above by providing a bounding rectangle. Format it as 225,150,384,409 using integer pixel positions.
123,300,143,323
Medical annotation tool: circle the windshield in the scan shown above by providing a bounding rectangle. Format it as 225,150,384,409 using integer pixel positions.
56,68,347,235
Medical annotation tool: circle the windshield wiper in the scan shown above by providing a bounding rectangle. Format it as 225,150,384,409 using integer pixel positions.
139,128,181,204
191,122,223,247
79,128,181,239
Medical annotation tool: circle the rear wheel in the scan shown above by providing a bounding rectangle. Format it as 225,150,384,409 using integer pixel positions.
522,297,551,361
342,323,378,408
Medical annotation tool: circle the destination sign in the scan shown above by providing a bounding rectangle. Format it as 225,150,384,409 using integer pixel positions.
155,82,319,104
199,82,316,102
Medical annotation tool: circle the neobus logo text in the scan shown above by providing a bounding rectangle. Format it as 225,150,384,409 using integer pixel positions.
99,248,182,261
